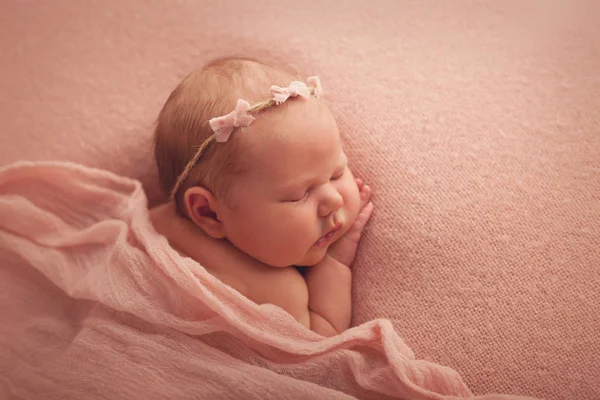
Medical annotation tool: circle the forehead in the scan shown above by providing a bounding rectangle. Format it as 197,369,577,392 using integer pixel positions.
243,99,343,182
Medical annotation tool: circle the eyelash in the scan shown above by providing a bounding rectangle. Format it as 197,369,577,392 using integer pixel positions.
287,169,345,203
291,191,310,203
331,170,344,181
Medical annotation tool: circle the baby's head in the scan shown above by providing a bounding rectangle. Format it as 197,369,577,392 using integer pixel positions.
154,57,360,267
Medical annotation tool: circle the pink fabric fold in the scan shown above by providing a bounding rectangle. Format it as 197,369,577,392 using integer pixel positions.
0,162,538,400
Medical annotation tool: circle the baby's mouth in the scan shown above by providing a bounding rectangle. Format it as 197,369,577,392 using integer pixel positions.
314,223,343,247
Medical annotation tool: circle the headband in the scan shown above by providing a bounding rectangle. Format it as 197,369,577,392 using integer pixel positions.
170,76,324,200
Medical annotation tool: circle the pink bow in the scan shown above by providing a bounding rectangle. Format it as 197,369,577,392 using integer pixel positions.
269,81,311,105
307,76,323,99
209,99,256,142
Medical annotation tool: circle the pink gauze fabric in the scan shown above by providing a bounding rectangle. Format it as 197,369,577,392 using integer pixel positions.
0,162,538,400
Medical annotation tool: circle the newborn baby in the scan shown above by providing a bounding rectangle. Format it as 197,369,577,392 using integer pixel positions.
150,57,373,337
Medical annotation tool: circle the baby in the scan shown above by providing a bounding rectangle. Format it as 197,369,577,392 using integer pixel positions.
150,57,374,337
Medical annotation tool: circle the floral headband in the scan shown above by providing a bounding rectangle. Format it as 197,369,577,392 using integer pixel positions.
170,76,324,200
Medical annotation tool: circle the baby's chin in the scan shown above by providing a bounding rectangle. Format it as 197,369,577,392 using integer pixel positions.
263,249,326,268
295,246,329,267
296,233,351,267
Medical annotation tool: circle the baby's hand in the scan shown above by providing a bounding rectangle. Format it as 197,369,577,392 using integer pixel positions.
328,179,374,267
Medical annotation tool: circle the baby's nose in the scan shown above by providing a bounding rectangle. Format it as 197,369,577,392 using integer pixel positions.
318,186,344,217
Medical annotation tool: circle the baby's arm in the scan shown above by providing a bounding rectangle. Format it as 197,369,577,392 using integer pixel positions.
305,255,352,336
304,180,374,336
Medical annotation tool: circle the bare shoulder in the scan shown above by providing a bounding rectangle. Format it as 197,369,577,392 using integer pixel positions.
246,266,309,327
149,203,309,326
149,202,250,294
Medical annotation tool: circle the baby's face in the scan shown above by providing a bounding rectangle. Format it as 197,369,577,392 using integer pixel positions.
216,99,360,267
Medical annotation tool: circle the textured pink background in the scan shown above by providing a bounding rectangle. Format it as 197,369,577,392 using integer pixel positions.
1,1,599,399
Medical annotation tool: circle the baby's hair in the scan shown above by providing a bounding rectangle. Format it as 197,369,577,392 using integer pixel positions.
169,92,282,201
153,56,301,214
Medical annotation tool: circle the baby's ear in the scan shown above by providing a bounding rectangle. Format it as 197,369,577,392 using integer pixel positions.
184,186,226,239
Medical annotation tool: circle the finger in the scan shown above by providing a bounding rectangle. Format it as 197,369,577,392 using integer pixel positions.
361,184,372,197
355,178,364,189
350,201,375,233
346,202,375,240
357,201,374,225
359,185,372,207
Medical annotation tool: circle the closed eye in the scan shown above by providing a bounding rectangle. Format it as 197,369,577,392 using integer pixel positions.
331,169,345,181
285,190,310,203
